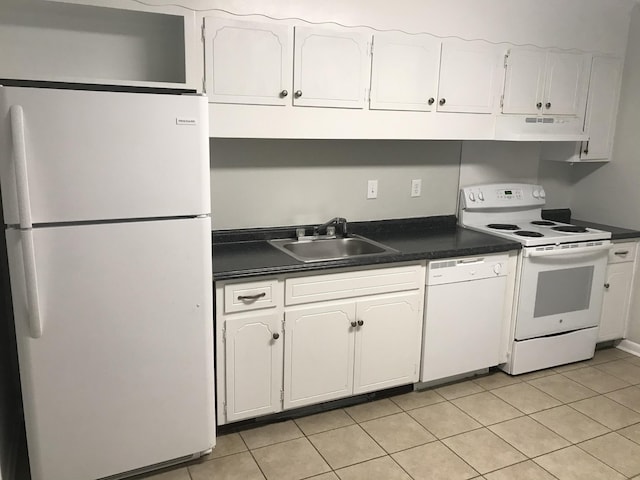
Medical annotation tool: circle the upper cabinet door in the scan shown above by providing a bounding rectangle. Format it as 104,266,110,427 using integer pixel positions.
369,34,441,111
502,48,547,114
582,56,623,160
204,17,293,106
293,26,370,109
543,52,590,116
437,40,503,114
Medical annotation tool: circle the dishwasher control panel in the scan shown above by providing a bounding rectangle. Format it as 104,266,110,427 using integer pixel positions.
426,253,509,286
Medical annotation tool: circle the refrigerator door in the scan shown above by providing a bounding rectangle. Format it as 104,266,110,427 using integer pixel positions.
0,86,210,225
6,217,214,480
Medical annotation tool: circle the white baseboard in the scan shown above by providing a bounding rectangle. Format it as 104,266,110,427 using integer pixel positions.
617,339,640,357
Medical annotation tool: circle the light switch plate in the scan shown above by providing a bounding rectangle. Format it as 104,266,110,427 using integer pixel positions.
367,180,378,199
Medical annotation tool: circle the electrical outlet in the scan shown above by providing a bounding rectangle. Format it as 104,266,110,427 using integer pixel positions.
367,180,378,199
411,179,422,197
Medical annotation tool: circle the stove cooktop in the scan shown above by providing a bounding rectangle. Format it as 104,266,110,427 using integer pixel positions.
477,220,610,246
458,183,612,247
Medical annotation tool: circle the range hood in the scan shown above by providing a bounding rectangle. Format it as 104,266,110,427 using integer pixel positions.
494,115,589,142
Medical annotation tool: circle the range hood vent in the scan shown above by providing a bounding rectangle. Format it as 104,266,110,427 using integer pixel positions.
494,115,589,142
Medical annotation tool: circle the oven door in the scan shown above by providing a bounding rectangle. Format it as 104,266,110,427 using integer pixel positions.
514,242,611,340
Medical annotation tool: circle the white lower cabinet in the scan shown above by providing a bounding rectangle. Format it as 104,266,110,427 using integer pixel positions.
598,241,638,342
223,312,283,422
353,293,422,394
284,301,356,409
216,263,425,425
284,292,423,410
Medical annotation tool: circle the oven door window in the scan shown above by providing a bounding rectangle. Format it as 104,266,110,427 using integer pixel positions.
515,251,607,340
534,266,594,318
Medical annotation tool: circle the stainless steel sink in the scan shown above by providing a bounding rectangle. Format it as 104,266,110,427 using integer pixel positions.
268,235,398,263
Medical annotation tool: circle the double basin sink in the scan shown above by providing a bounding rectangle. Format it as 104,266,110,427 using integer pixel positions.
268,235,398,263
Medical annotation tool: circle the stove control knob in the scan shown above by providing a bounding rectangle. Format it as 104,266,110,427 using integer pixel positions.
539,189,546,199
532,189,540,199
493,263,502,275
468,192,476,202
478,191,485,201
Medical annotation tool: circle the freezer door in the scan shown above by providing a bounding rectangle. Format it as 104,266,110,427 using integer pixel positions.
0,86,210,225
6,217,214,480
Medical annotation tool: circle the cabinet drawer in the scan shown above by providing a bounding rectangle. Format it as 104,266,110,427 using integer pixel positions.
224,279,279,313
285,264,424,306
608,242,637,264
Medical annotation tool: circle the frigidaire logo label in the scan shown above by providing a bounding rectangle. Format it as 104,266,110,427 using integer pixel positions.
176,117,197,126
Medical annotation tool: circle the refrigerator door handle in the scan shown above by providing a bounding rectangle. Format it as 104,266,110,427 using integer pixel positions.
11,106,42,337
11,105,33,229
20,229,43,338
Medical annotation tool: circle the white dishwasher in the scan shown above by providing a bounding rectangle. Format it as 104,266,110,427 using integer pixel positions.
421,253,510,383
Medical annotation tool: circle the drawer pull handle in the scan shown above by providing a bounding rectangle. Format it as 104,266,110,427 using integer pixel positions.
604,283,610,289
237,292,266,302
272,332,280,340
614,251,630,256
350,321,357,328
357,320,364,327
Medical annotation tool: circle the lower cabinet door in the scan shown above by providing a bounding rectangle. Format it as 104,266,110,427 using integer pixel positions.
353,292,422,394
284,301,356,409
598,263,634,342
225,313,283,422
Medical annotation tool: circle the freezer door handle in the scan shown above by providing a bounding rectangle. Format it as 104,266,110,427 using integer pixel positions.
10,105,33,229
20,229,43,338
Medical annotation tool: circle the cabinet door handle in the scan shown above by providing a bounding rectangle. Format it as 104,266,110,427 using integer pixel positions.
439,98,446,106
614,251,630,256
357,320,364,326
545,102,551,109
280,90,289,98
272,332,280,340
536,102,542,109
350,321,357,327
294,90,303,98
604,283,610,289
428,97,435,105
237,292,266,302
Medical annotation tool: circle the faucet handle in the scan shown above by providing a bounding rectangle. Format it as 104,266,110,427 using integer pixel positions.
296,228,306,239
326,226,336,236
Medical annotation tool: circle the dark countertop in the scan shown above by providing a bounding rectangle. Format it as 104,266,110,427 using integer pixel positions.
212,216,521,281
542,209,640,241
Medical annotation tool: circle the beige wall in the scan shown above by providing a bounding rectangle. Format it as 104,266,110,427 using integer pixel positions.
210,139,462,229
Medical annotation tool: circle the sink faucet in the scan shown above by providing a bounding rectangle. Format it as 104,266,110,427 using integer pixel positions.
314,217,348,237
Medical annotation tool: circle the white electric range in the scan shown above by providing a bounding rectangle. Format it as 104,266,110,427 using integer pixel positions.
459,183,612,375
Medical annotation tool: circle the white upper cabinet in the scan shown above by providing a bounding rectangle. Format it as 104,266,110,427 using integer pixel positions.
502,48,590,116
204,17,293,106
437,40,504,114
582,56,623,160
369,34,441,111
293,26,371,108
502,49,547,115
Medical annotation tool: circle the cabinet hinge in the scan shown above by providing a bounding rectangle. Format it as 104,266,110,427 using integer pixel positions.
504,53,509,68
223,401,227,415
500,94,504,108
201,22,206,42
368,40,374,56
280,390,284,402
222,325,226,342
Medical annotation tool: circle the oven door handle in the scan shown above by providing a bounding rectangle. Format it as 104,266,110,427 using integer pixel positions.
524,243,612,258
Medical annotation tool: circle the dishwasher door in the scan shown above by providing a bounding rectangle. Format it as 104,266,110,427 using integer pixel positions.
421,255,509,383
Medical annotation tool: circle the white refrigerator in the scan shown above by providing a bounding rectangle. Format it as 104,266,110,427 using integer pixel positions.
0,86,215,480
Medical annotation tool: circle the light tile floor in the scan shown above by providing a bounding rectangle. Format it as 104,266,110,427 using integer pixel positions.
140,347,640,480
